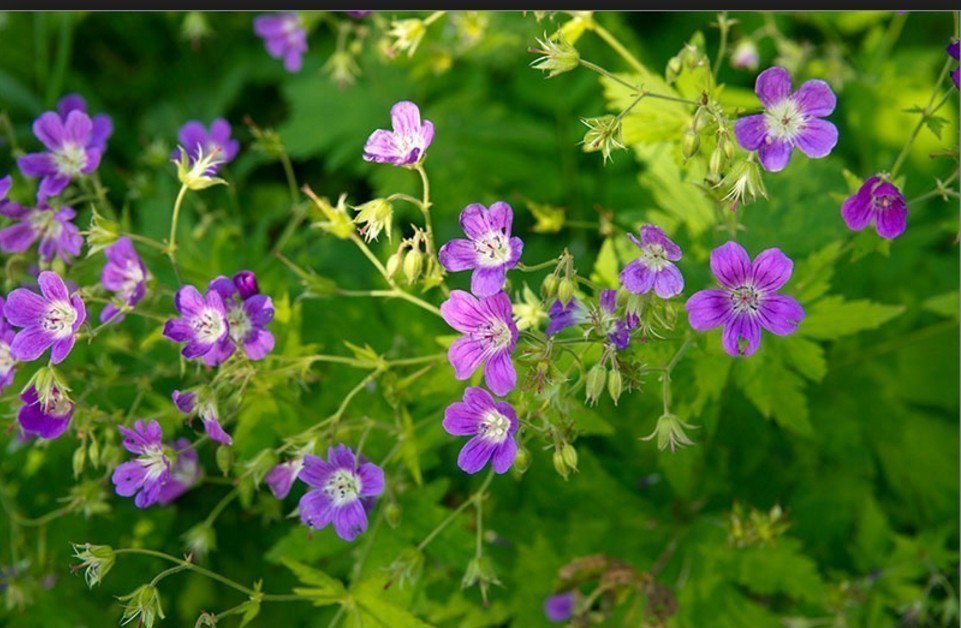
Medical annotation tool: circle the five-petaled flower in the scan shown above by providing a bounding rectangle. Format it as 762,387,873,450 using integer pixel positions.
0,202,84,264
18,110,103,202
57,93,113,153
841,176,908,240
619,225,684,299
734,66,838,172
203,270,275,365
439,202,524,297
173,119,239,174
297,444,385,541
441,290,519,396
162,285,229,361
443,387,519,474
100,237,148,322
111,419,171,509
4,270,86,364
686,241,805,357
363,101,434,167
544,591,575,623
18,385,74,440
254,13,308,72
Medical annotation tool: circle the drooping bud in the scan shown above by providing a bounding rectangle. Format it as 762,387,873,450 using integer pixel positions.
557,277,575,305
541,273,559,298
641,413,698,452
709,148,725,179
586,362,607,405
352,198,394,242
681,130,700,159
513,446,531,473
580,115,625,164
403,249,424,284
530,31,580,78
607,368,623,405
72,543,116,588
561,443,578,472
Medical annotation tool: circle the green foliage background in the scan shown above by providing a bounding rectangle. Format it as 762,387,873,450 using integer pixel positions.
0,10,957,627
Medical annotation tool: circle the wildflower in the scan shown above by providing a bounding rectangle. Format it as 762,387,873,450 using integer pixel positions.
254,13,307,72
111,419,171,509
353,198,394,242
162,285,229,361
363,101,434,167
71,543,115,589
841,176,908,239
544,591,575,623
173,146,227,191
172,390,232,445
172,119,239,174
531,32,580,78
157,439,202,505
734,66,838,172
0,297,17,394
17,385,73,439
547,298,586,336
443,387,519,474
388,18,427,57
685,241,805,357
57,93,113,153
297,444,385,541
730,39,759,71
438,202,524,297
949,39,960,89
266,456,306,499
204,270,275,365
581,115,625,163
17,110,102,202
641,413,697,452
0,202,84,263
440,290,519,396
118,584,165,627
100,237,148,322
4,270,85,363
619,225,684,299
594,289,634,350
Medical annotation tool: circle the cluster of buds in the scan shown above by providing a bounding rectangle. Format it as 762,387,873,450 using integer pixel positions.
530,31,580,79
386,229,428,285
666,43,707,83
541,251,577,304
580,115,626,164
552,438,579,480
726,502,791,548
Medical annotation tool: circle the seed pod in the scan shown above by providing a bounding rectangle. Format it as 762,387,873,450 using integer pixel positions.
607,368,623,405
541,273,559,298
681,130,700,159
514,447,531,473
561,443,578,471
557,277,575,304
586,363,607,404
552,448,569,479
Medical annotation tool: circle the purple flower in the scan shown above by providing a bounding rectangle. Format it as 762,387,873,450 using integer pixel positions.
3,271,85,364
0,202,84,263
17,110,102,202
203,271,275,365
685,242,805,357
0,175,10,201
948,40,960,89
266,457,306,499
438,202,524,297
841,176,907,240
443,387,519,474
158,439,202,505
546,298,586,336
17,385,73,440
0,297,17,394
172,390,232,445
172,389,196,414
100,237,148,323
363,101,434,167
111,420,171,509
440,290,519,396
595,289,633,350
57,93,113,153
173,119,239,174
297,444,385,542
734,66,838,172
619,225,684,298
544,591,575,623
162,285,229,361
254,13,307,73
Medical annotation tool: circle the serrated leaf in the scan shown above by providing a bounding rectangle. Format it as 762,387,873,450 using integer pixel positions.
791,241,843,304
735,355,813,436
724,538,825,605
348,576,432,627
800,296,904,340
779,337,828,382
281,558,347,606
922,291,959,319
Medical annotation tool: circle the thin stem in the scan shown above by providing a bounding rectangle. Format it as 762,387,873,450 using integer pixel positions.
166,183,189,281
590,20,645,75
348,233,391,282
337,288,441,317
890,57,955,177
517,259,559,273
712,12,730,79
203,487,239,527
417,470,495,553
579,59,699,106
423,11,446,26
413,164,436,259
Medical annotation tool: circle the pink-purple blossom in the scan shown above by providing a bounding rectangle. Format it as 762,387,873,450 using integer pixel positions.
172,390,232,446
619,225,684,299
17,110,103,202
734,66,838,172
443,387,519,474
111,419,171,509
157,439,202,505
17,385,74,440
544,591,575,623
595,289,634,350
948,39,960,89
173,119,239,174
363,101,434,167
254,13,307,73
57,93,113,153
4,270,86,364
686,242,805,357
438,202,524,297
203,271,275,366
0,202,83,264
100,237,148,322
547,298,586,336
0,297,16,394
162,285,229,361
266,457,306,499
297,444,385,542
841,176,907,240
441,290,519,396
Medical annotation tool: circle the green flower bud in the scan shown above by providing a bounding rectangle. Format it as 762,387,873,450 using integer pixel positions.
388,19,427,58
513,446,531,473
353,199,394,242
709,148,725,178
666,56,683,82
553,448,570,479
541,274,559,298
216,445,233,476
85,208,120,258
307,192,355,240
641,413,698,452
586,363,607,405
72,543,116,588
403,249,424,284
386,251,403,280
557,277,575,305
561,443,578,472
692,108,709,133
681,130,700,159
73,445,86,478
607,368,623,405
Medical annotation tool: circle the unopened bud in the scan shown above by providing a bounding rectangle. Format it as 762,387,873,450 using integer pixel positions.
586,363,607,404
541,274,559,298
709,149,724,178
386,251,403,279
403,249,424,284
607,368,623,404
557,278,575,305
513,447,531,473
692,108,709,133
216,445,233,476
681,130,700,159
553,449,570,479
561,443,578,472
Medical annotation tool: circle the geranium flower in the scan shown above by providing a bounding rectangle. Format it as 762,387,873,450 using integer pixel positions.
441,290,519,396
841,176,907,239
17,110,102,201
100,237,148,322
363,101,434,167
443,387,519,474
4,271,86,364
619,225,684,299
111,420,171,509
439,202,524,297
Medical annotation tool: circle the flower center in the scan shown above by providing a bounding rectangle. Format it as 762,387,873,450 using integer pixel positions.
764,98,805,141
42,388,72,417
28,210,63,240
53,143,88,177
729,285,761,314
0,341,13,374
43,301,77,338
475,232,511,267
120,261,145,296
323,469,362,506
226,306,252,343
476,318,513,351
479,410,510,443
639,243,668,271
193,309,226,344
140,445,169,482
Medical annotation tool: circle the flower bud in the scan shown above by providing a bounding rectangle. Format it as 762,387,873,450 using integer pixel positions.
386,251,403,279
233,270,259,299
641,413,698,452
513,446,531,473
680,44,700,69
216,445,233,476
118,584,165,628
353,199,394,242
403,249,424,284
553,448,570,479
557,278,575,305
72,543,116,588
607,368,623,405
561,443,578,472
692,108,709,133
541,274,559,298
585,363,607,405
709,148,725,178
73,444,86,478
681,130,700,159
666,56,683,82
531,32,580,78
385,502,402,528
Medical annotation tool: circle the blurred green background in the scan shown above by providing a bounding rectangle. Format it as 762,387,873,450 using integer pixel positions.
0,11,957,627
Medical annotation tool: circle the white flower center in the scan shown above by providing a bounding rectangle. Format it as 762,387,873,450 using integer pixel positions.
43,301,77,338
140,445,169,482
193,308,226,344
323,469,362,506
475,318,513,351
0,342,14,375
729,285,761,314
28,210,63,240
475,232,511,268
226,306,252,343
639,243,668,271
479,410,510,443
53,143,88,177
764,98,805,142
120,261,144,296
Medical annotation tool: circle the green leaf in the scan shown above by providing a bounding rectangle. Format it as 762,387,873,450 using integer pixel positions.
791,240,844,304
281,558,347,606
735,355,813,436
800,296,904,340
922,291,959,319
348,576,432,627
724,538,826,605
778,337,828,383
590,237,619,288
633,142,717,236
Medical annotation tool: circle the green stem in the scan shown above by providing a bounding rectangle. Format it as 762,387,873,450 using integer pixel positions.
203,488,239,527
413,163,436,259
579,59,698,105
590,20,645,75
337,288,441,317
166,183,189,279
517,259,559,273
712,12,729,79
416,470,495,553
890,58,955,177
